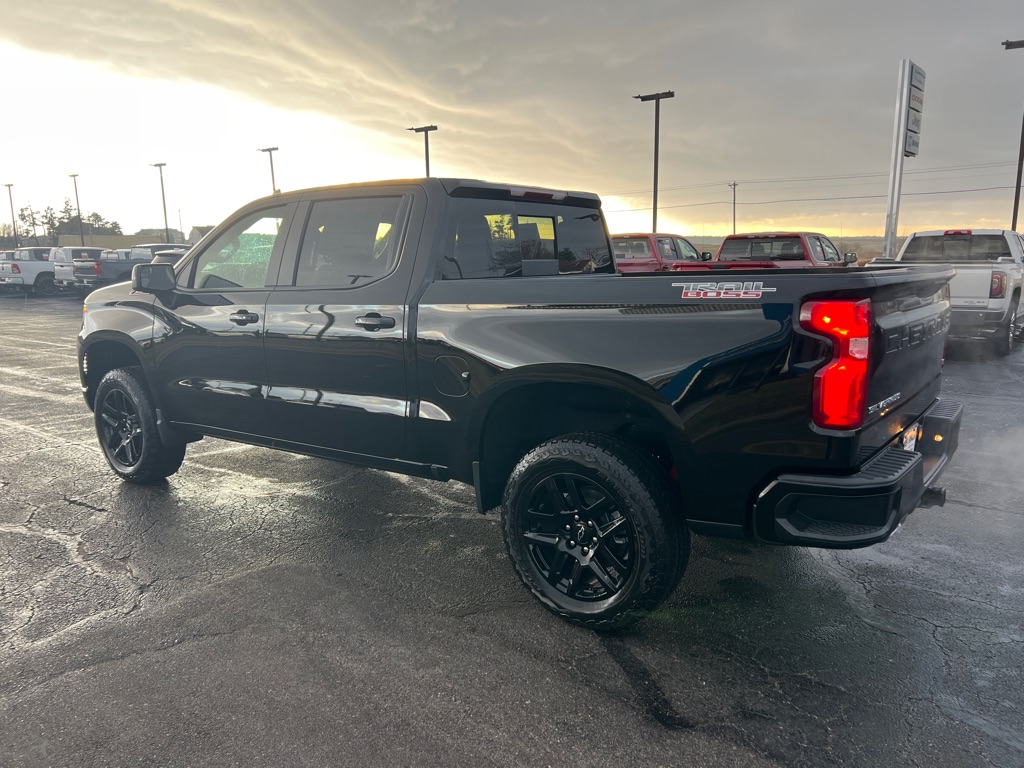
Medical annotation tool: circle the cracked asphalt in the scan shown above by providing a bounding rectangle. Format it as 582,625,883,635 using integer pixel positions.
0,292,1021,767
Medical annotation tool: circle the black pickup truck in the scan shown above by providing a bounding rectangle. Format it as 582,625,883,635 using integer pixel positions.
78,178,962,629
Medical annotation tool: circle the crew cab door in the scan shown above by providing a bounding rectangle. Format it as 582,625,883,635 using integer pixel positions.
261,188,422,459
151,204,293,436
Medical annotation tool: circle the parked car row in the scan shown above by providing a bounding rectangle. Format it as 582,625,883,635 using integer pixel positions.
610,226,1024,356
0,243,190,296
610,231,857,272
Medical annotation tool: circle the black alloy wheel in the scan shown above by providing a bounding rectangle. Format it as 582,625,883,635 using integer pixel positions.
502,432,688,631
94,367,186,483
33,276,58,297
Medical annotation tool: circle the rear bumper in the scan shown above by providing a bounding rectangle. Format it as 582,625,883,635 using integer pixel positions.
947,307,1010,339
753,399,962,549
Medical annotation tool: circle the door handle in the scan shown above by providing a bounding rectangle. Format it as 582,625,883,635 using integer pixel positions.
229,310,260,325
355,313,396,331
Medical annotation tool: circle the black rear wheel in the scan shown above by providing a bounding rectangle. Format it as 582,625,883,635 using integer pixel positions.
32,275,58,297
95,367,186,483
501,433,688,631
993,299,1018,357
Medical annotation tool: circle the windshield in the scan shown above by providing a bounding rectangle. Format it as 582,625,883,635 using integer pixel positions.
901,234,1012,263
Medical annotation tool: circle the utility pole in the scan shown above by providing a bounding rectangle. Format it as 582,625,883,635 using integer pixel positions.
633,91,674,232
151,163,171,243
1003,39,1024,230
728,181,739,234
70,174,85,246
258,147,279,193
4,184,17,247
407,126,438,177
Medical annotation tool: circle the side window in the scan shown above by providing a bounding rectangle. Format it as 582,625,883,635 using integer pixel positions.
808,237,826,261
819,238,842,262
294,196,406,287
674,238,700,260
182,206,287,290
656,237,678,259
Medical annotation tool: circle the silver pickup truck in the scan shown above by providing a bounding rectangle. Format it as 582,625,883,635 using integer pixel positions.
897,229,1024,355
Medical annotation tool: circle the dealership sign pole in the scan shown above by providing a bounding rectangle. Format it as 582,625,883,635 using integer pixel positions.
883,60,925,260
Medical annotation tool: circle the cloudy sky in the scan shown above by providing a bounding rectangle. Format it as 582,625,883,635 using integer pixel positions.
1,0,1022,240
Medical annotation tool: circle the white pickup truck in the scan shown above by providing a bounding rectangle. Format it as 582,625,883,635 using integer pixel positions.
0,247,59,296
897,229,1024,355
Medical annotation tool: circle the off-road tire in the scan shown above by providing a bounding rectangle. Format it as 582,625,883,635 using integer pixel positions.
95,367,186,484
993,299,1018,357
501,432,689,631
32,274,58,297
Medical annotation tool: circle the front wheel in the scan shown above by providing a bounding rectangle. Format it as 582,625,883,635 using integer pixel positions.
501,433,688,631
95,367,186,483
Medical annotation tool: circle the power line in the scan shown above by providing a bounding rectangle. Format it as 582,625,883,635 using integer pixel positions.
605,161,1019,197
603,184,1018,214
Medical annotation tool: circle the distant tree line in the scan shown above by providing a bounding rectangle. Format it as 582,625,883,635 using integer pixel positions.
11,198,123,243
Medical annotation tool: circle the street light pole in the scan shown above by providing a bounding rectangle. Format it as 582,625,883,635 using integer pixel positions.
258,147,279,193
407,125,438,177
633,91,675,232
4,183,17,247
70,173,85,246
1003,39,1024,231
151,163,171,243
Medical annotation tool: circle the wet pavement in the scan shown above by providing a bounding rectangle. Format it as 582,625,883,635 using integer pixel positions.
0,292,1021,767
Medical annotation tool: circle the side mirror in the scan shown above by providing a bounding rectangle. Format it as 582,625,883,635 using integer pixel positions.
844,252,859,264
132,262,176,293
701,252,713,261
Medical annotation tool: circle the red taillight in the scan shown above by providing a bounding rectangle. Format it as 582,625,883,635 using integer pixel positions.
943,229,972,235
10,263,20,275
990,271,1006,298
93,261,102,276
799,299,872,429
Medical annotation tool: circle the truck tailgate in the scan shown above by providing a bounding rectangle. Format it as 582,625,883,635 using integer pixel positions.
948,266,991,307
859,267,952,458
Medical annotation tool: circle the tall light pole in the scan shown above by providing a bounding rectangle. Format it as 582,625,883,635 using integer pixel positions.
633,91,675,232
151,163,171,243
1003,39,1024,231
258,147,279,193
69,173,85,246
4,183,17,247
407,125,438,177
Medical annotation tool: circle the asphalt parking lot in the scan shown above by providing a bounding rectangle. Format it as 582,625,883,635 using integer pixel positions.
1,291,1022,768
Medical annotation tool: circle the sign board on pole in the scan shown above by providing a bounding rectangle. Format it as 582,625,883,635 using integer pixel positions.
907,109,923,134
911,64,926,91
884,59,926,259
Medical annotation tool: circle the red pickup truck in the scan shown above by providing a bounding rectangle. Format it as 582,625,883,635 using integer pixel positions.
612,233,712,272
716,232,857,268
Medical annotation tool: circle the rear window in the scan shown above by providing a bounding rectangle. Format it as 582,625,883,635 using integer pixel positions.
719,237,804,261
901,234,1012,263
611,238,651,259
443,199,612,279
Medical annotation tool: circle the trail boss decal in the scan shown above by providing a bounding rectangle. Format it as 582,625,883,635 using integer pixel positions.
672,281,778,299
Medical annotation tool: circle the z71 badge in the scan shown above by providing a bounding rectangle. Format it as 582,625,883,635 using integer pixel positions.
671,281,778,299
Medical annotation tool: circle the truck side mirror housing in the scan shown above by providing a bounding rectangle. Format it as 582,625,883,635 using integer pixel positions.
844,252,859,264
132,262,176,293
701,252,713,261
